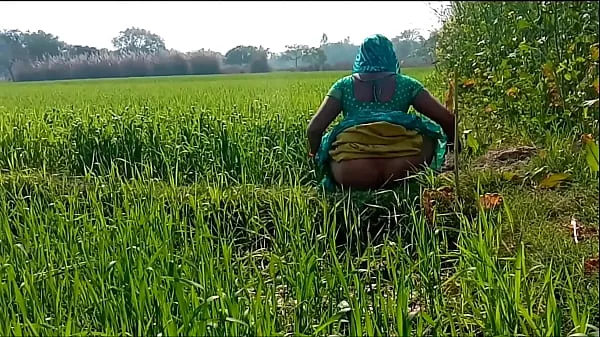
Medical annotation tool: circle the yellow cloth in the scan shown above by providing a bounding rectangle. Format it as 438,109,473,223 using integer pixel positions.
329,121,423,162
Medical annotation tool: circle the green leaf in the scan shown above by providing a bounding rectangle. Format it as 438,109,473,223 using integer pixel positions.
517,19,531,30
591,43,599,62
226,317,249,327
313,313,343,334
584,139,599,173
519,42,531,52
467,133,479,153
539,173,570,189
166,319,178,337
502,171,522,181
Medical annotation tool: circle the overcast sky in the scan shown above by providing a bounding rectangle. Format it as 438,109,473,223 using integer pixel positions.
1,1,448,54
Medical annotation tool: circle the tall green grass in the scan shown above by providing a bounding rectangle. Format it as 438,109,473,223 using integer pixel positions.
0,68,597,336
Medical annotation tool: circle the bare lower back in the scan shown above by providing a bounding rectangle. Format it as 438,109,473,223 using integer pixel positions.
329,137,435,190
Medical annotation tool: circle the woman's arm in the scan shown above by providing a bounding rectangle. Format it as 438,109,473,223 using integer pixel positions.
307,96,342,155
412,89,457,146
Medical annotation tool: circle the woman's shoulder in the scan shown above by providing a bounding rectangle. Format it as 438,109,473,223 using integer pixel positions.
395,73,424,89
327,75,354,100
395,73,421,83
336,74,354,84
329,74,354,89
394,73,425,99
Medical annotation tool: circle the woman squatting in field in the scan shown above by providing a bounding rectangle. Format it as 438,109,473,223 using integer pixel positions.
307,34,457,191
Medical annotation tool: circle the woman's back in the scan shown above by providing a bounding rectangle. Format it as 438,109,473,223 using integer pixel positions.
327,73,425,117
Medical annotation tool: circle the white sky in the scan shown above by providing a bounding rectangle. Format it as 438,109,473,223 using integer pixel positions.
0,1,447,54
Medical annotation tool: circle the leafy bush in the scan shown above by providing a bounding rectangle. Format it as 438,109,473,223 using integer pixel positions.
249,55,271,73
436,1,599,142
221,64,245,74
188,52,221,75
153,52,189,76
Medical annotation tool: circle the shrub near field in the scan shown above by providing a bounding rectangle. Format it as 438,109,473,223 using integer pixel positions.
11,50,223,82
436,1,599,148
1,63,599,336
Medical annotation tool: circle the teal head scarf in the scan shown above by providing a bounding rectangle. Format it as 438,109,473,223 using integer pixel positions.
352,34,399,74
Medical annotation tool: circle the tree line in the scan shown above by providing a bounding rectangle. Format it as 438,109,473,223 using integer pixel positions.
0,27,437,82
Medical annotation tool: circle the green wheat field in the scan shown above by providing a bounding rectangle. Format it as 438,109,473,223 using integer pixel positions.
0,68,598,336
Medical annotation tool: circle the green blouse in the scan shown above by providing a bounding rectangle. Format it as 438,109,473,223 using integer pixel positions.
326,74,425,117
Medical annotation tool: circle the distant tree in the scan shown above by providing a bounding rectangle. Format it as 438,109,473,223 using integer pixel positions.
260,46,272,59
423,30,439,62
0,30,27,81
21,30,64,60
0,42,11,80
392,29,426,62
317,34,329,71
249,46,270,73
1,29,68,80
249,57,269,74
398,29,422,42
303,47,327,70
111,27,166,55
282,44,310,69
224,45,259,66
188,52,221,75
193,48,223,58
67,45,101,57
320,41,359,66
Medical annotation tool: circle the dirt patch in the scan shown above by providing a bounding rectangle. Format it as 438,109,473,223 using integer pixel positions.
561,217,599,244
441,145,537,172
585,256,599,275
475,146,537,170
